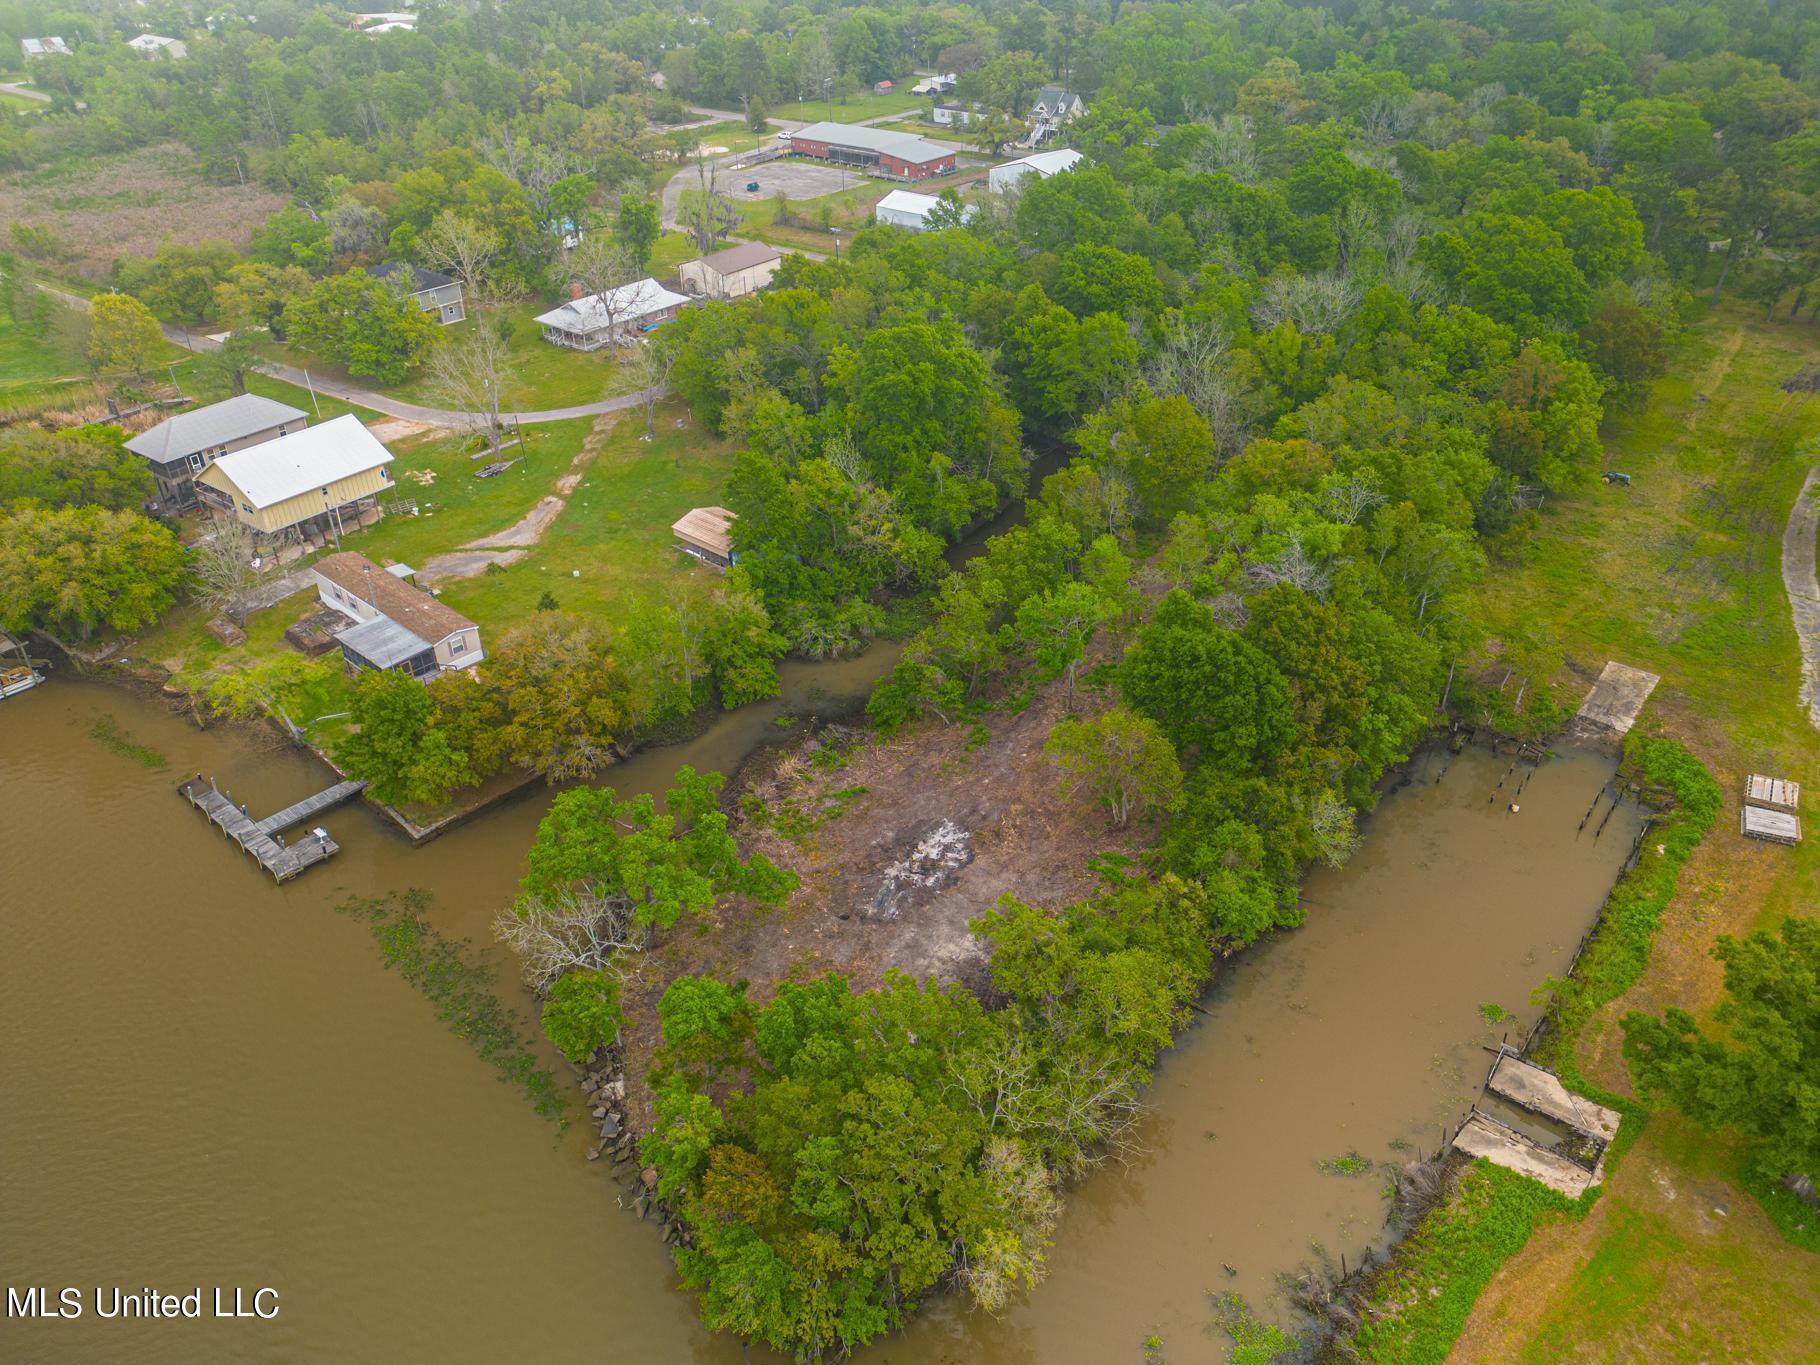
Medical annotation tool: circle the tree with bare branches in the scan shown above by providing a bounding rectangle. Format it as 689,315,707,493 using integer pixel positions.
423,320,515,453
421,211,501,305
188,518,264,626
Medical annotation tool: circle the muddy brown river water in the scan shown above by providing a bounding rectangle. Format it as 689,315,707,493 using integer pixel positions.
0,673,1640,1364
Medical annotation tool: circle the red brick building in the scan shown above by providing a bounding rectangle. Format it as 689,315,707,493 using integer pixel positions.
788,121,956,180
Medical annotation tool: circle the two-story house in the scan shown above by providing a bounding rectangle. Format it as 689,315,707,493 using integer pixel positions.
367,263,466,325
125,393,309,513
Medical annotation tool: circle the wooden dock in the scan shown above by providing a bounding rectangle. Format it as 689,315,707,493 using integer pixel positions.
176,775,368,882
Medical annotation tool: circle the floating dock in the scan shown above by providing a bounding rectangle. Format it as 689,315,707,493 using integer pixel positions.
177,775,368,882
1742,804,1802,845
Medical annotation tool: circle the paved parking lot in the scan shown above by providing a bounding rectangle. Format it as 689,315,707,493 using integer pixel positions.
725,161,862,201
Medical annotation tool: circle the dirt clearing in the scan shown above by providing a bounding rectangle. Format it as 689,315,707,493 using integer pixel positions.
613,679,1145,1128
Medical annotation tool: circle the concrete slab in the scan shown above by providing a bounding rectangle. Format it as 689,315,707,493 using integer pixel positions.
1487,1053,1622,1143
727,161,867,201
1454,1114,1596,1198
1574,661,1661,735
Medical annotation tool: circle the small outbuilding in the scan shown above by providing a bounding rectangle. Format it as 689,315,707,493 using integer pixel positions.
672,506,736,569
21,36,71,58
678,242,783,300
874,188,975,232
988,147,1084,193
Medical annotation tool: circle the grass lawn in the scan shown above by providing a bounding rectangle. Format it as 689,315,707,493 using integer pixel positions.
0,307,79,389
683,180,890,255
650,230,702,276
768,92,930,123
407,400,738,627
1,90,42,113
1437,301,1820,1359
240,370,383,425
688,120,768,155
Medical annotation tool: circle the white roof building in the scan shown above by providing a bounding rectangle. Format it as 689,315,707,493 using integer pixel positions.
535,278,691,350
204,414,394,510
874,189,977,232
21,37,72,57
989,148,1085,193
126,33,187,57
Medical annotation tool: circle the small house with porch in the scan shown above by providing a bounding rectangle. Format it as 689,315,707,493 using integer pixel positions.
126,392,308,513
534,278,691,350
368,262,465,324
672,506,736,569
194,414,394,545
312,551,483,678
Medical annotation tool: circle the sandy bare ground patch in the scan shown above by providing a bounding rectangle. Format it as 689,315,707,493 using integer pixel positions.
415,414,619,582
1782,465,1820,730
366,417,436,444
415,549,526,586
0,144,285,281
465,494,566,549
613,677,1145,1129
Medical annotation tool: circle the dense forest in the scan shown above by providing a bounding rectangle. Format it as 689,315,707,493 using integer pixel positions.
5,0,1820,1358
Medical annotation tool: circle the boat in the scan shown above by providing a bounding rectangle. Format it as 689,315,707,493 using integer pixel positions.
0,631,48,699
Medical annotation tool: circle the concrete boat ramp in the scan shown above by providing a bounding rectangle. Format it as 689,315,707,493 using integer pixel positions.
1450,1047,1623,1197
1569,661,1660,745
177,775,368,882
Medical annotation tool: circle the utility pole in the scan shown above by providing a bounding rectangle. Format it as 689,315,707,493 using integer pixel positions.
303,369,322,419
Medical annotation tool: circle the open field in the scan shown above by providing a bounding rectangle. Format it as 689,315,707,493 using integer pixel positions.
0,143,286,281
766,90,930,122
1444,303,1820,1359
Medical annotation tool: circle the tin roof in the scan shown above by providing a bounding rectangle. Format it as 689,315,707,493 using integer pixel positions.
534,278,691,332
335,616,433,669
125,393,308,465
199,414,392,508
692,241,783,275
792,121,952,165
314,550,475,643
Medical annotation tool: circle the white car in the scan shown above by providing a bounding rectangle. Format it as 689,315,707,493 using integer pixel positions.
776,129,792,141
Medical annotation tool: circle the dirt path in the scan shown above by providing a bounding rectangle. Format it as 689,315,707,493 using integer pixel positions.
1782,465,1820,730
416,413,620,585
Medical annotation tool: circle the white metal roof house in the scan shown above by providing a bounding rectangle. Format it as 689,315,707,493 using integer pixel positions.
989,147,1085,194
534,278,691,350
194,414,395,542
125,33,187,57
21,36,72,58
874,189,977,232
125,393,309,513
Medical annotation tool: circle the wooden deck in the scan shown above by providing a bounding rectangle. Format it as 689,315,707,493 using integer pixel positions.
176,776,368,882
